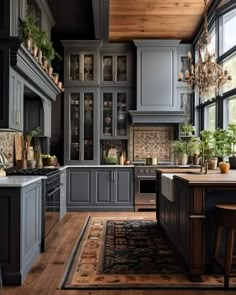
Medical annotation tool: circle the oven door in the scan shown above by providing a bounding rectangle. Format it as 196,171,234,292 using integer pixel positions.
135,175,156,208
45,185,60,236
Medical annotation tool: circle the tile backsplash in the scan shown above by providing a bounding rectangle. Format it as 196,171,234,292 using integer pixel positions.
0,131,19,166
129,126,174,161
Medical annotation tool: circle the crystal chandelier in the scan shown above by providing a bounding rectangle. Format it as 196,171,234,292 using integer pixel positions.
178,0,232,102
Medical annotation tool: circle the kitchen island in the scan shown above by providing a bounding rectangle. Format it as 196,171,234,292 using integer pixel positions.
157,168,236,282
0,176,44,285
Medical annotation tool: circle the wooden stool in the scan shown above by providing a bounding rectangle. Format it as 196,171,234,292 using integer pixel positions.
213,204,236,288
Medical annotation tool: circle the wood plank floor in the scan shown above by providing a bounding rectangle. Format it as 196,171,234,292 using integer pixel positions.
3,211,235,295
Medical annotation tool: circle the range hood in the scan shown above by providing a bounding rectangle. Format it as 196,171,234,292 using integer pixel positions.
129,110,184,124
130,40,184,124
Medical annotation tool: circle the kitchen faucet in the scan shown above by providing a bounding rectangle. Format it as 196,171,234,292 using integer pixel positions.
190,138,208,174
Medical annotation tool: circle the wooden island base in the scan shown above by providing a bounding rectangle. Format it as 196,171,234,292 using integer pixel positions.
157,169,236,281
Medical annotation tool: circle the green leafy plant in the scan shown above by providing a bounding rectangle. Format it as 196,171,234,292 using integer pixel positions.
181,123,195,136
25,126,41,146
173,140,189,154
227,123,236,157
200,129,215,160
19,15,39,45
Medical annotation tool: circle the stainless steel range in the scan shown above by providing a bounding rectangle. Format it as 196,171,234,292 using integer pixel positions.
134,162,174,211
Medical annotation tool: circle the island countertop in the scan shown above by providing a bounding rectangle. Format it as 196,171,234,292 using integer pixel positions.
157,168,236,185
0,176,45,187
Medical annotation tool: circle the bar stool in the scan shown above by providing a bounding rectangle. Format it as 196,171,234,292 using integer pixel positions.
212,204,236,288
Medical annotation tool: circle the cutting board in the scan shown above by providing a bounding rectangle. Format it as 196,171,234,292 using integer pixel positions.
15,133,23,161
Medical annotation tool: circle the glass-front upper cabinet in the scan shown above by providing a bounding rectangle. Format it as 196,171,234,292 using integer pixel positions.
101,89,129,139
101,54,131,85
62,40,101,86
64,89,99,164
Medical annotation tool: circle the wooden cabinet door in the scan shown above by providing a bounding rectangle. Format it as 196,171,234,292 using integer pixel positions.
93,169,113,205
114,169,133,206
67,168,93,208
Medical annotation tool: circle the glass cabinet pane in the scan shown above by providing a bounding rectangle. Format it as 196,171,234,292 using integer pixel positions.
84,93,94,160
70,93,80,160
102,93,113,136
69,54,94,81
103,56,113,81
84,55,94,81
117,56,127,81
70,55,80,80
116,92,127,136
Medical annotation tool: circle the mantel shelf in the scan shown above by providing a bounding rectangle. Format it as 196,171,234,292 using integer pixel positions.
11,43,61,101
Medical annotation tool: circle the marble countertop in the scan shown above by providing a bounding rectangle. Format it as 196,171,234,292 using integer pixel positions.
0,176,46,187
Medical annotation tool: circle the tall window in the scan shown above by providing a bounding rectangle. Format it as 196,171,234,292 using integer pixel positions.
222,9,236,54
198,2,236,131
223,53,236,93
224,96,236,126
205,104,216,130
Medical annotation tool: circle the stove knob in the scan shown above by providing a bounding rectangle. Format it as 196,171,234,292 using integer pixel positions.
150,169,154,173
145,169,149,173
139,169,143,173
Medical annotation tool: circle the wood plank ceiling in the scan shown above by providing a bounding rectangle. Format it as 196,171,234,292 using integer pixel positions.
109,0,212,42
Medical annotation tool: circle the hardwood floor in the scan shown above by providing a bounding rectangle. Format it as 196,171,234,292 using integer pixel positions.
3,212,235,295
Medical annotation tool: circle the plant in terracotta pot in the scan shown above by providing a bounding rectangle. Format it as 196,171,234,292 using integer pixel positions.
25,126,41,162
200,129,217,169
226,123,236,169
19,15,38,51
187,137,201,165
213,128,231,173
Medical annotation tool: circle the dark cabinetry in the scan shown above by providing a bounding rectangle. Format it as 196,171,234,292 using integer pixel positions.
101,89,130,139
0,181,42,285
64,89,99,164
67,167,134,211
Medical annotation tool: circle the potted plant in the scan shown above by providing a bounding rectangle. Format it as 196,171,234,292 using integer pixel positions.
173,139,189,165
25,127,41,165
226,123,236,169
200,129,217,169
187,137,200,165
19,15,38,51
180,123,195,136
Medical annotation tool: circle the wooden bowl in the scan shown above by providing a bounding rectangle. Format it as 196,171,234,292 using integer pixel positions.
42,157,57,167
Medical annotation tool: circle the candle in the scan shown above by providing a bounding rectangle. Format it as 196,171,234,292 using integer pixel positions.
185,70,190,79
187,50,192,60
178,72,183,81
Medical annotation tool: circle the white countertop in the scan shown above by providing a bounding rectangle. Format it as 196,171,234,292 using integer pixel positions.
0,176,46,187
59,165,134,168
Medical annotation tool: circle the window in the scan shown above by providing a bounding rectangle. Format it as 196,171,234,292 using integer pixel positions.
224,96,236,127
205,104,216,130
223,53,236,93
222,8,236,54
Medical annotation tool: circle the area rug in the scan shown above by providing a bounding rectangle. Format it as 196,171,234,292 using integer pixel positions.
59,216,236,289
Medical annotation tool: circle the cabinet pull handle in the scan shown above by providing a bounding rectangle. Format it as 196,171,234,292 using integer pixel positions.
111,170,114,181
16,111,20,124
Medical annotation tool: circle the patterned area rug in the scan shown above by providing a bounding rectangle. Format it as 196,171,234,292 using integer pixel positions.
59,216,236,289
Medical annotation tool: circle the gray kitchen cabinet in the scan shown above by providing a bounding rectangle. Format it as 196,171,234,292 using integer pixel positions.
100,42,134,86
134,39,181,112
101,89,130,139
94,168,134,208
9,67,24,131
67,168,93,210
62,40,101,86
64,88,100,165
67,167,134,210
60,169,67,220
0,180,42,285
114,168,133,205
